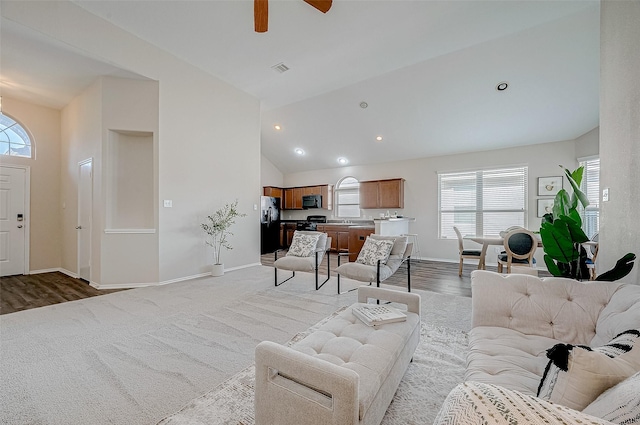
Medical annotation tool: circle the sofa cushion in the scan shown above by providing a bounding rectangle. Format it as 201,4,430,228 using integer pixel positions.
582,371,640,423
466,326,562,395
335,262,395,282
592,284,640,347
287,231,321,257
537,329,640,411
355,237,394,266
290,304,420,421
470,271,620,345
369,234,408,259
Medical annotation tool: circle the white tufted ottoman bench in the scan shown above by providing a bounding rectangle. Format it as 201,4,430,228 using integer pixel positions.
255,286,421,425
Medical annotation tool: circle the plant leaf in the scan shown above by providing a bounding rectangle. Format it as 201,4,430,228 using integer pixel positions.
559,214,589,243
540,219,579,263
544,254,562,277
552,190,571,219
596,253,636,281
562,166,590,209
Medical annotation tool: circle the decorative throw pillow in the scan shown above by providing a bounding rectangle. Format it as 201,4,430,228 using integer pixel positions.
537,329,640,411
355,237,394,266
286,232,320,257
583,371,640,423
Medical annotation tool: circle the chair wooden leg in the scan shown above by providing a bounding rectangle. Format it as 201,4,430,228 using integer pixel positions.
497,263,502,273
458,259,463,277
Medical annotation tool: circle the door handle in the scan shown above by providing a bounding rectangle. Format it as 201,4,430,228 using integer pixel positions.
17,225,23,229
76,226,82,230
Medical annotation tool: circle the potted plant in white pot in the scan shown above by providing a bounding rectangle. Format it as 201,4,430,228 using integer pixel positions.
201,200,247,276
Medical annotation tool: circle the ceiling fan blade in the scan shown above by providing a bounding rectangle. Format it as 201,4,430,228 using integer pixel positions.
255,0,268,32
303,0,332,14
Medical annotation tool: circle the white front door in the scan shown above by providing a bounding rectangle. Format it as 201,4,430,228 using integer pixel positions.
78,159,92,282
0,166,27,276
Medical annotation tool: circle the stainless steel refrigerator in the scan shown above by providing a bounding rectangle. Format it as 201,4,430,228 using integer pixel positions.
260,196,281,254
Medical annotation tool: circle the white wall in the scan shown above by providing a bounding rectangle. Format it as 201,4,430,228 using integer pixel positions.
261,154,284,188
600,0,640,284
0,97,62,272
284,138,593,266
60,79,103,279
100,76,159,286
6,1,261,284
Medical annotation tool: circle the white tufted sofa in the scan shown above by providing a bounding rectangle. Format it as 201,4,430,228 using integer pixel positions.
434,270,640,424
255,286,421,425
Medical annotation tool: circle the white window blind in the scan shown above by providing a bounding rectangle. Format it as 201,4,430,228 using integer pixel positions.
580,158,600,239
438,166,528,239
335,176,360,218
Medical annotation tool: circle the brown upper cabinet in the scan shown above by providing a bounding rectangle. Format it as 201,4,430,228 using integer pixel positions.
263,186,283,198
359,178,405,209
265,185,333,210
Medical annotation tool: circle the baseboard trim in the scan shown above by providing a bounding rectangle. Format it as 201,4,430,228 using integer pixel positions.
30,267,79,279
89,263,265,290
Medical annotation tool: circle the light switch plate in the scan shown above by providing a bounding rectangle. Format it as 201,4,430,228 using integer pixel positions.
602,188,609,202
163,200,173,207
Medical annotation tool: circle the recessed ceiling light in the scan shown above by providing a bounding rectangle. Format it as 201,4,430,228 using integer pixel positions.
337,157,348,165
496,82,509,91
294,148,305,155
376,136,383,141
274,124,281,130
359,101,368,109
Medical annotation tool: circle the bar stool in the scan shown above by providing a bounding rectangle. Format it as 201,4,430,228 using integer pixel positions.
402,233,420,260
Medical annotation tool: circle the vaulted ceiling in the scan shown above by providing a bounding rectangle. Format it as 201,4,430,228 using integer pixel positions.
1,0,600,174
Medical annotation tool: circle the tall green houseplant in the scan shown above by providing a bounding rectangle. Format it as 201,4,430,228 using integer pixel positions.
201,200,247,265
540,165,635,281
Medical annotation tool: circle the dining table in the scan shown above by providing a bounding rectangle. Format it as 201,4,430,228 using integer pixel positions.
463,234,543,270
463,233,598,271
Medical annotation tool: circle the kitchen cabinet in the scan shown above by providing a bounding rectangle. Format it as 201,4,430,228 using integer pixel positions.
263,186,283,198
348,227,375,262
318,224,374,253
280,223,297,248
359,178,405,209
275,184,333,210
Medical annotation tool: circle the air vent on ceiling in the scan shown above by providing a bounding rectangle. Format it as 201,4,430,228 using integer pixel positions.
271,62,290,73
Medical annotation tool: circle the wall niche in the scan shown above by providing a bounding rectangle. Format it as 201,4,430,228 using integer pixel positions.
105,130,154,231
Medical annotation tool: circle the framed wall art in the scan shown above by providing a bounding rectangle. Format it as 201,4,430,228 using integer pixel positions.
537,199,555,217
538,176,563,196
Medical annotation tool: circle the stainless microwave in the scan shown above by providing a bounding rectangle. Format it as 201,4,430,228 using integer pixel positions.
302,194,322,209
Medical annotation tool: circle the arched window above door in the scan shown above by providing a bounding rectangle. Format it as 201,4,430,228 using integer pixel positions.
0,113,33,158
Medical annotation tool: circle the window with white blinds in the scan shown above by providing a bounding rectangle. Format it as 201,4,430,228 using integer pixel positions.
335,176,360,218
438,166,528,239
579,158,600,239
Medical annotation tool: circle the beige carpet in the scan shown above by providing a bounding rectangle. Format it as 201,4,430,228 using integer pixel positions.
0,265,471,425
158,320,468,425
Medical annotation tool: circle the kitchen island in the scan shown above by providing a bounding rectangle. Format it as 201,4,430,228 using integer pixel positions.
373,217,415,236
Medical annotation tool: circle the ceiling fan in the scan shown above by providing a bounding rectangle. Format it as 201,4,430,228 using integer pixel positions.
254,0,332,33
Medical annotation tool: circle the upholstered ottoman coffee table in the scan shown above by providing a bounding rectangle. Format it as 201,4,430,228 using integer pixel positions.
255,286,421,425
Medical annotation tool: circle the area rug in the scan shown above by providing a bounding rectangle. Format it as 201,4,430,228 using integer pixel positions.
158,310,468,425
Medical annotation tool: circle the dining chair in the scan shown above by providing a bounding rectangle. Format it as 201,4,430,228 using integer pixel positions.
585,232,599,280
453,226,482,276
497,228,537,274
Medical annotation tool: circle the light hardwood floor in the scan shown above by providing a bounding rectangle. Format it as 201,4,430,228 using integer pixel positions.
1,257,514,315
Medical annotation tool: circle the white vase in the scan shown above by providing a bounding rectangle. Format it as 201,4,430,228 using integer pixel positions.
211,263,224,277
